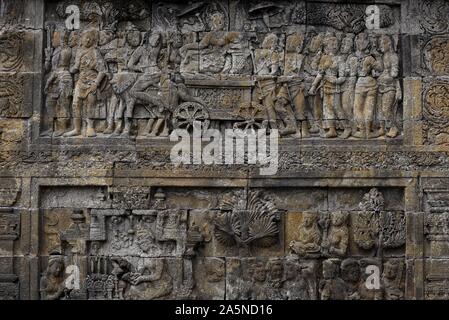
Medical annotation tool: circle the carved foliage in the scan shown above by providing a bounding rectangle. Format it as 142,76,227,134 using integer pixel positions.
213,190,280,253
0,73,24,117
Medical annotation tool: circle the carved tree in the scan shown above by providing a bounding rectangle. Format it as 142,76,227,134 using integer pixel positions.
213,190,280,254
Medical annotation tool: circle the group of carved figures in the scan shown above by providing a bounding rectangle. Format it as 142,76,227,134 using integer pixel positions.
38,187,405,300
233,257,404,300
42,8,402,139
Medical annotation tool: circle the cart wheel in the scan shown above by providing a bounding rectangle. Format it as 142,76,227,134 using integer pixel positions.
233,120,264,133
172,102,210,133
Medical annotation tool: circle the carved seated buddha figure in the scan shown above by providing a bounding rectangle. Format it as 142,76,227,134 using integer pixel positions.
289,211,321,257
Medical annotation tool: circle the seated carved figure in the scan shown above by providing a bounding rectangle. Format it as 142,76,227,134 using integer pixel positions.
290,212,321,256
125,259,173,300
40,255,68,300
325,211,349,257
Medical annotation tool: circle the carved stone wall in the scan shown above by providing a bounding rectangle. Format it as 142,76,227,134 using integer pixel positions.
0,0,449,300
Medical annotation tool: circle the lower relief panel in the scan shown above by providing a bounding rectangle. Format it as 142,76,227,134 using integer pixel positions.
36,186,406,300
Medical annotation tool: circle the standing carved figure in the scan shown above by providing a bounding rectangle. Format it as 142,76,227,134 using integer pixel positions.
254,33,281,129
283,32,307,138
352,33,382,139
65,29,107,137
303,33,324,136
127,32,165,137
107,25,142,136
377,35,401,138
309,33,346,138
44,30,73,137
339,33,356,139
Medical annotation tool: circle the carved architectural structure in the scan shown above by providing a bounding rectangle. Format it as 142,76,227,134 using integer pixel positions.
0,0,448,300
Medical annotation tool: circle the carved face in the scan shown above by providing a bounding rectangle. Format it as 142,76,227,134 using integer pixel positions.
324,36,339,54
340,36,354,54
269,261,283,280
302,213,316,227
127,31,141,48
48,259,64,277
211,13,225,31
308,35,322,53
355,33,369,52
332,212,347,226
252,262,267,282
148,33,161,47
81,30,97,48
262,34,278,50
286,34,304,53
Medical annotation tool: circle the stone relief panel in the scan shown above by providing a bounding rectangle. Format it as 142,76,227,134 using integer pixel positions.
3,0,449,302
37,186,407,300
37,0,404,141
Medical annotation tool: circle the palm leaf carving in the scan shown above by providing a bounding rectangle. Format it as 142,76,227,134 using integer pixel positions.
213,190,279,249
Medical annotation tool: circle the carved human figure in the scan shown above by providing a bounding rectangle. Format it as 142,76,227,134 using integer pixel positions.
125,259,173,300
289,212,321,256
319,258,347,300
377,35,401,138
324,211,349,257
246,260,268,300
40,255,68,300
283,32,307,138
283,257,313,300
254,33,281,129
44,30,73,137
341,258,361,300
179,32,200,77
273,84,298,136
309,33,346,138
126,32,165,137
198,12,229,75
105,23,141,136
265,258,284,300
381,260,404,300
352,33,382,139
65,29,107,137
339,33,356,139
141,72,204,137
303,32,324,135
111,257,132,300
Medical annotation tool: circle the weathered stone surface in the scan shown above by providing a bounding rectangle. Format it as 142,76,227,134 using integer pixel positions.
0,0,449,300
